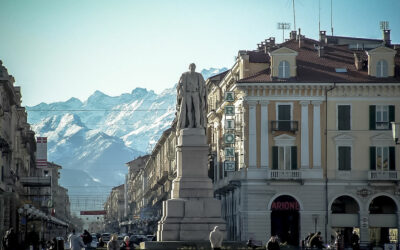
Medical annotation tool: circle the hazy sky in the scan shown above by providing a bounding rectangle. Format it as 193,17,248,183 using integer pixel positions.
1,0,399,106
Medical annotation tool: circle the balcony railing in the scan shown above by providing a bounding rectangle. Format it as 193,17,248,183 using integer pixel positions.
269,170,302,180
19,176,51,187
271,121,299,132
368,171,400,180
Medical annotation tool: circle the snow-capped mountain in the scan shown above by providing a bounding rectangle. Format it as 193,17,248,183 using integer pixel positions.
27,67,227,194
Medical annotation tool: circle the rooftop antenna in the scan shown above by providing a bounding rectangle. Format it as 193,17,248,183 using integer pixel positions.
292,0,296,31
319,0,321,33
380,21,389,30
277,22,291,42
330,0,334,35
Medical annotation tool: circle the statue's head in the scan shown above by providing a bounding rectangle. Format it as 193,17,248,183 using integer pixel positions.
189,63,196,72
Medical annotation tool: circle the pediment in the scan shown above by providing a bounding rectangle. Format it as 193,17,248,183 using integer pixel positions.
370,132,395,146
333,133,355,141
270,47,299,56
273,134,296,146
368,46,396,55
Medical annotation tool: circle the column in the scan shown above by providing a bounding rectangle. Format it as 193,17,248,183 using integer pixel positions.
248,101,257,168
312,101,322,168
300,101,310,168
216,124,220,181
359,211,370,248
260,101,269,168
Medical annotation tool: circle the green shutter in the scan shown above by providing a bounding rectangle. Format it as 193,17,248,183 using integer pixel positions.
389,105,395,129
291,146,297,170
370,147,376,170
389,147,395,170
272,146,278,170
369,106,376,130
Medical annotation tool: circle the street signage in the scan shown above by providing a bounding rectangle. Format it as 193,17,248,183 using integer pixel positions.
224,161,235,171
225,92,235,102
225,105,235,116
80,210,107,215
224,133,235,144
225,119,235,130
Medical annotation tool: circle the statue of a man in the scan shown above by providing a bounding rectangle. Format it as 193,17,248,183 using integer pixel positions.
176,63,207,130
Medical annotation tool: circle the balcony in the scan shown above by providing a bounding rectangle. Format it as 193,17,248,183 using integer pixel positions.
269,170,302,180
271,121,298,133
368,171,400,181
20,176,51,187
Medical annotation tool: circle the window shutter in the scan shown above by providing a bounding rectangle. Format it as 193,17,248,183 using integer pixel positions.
370,147,376,170
339,147,351,171
272,146,278,170
291,146,297,170
369,106,376,130
338,106,351,130
389,105,395,129
389,147,395,170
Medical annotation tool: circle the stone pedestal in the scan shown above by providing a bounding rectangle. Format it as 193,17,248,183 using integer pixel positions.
156,128,225,241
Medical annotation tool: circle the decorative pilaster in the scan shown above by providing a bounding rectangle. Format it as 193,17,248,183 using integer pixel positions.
359,211,370,248
300,101,310,169
248,101,257,168
260,100,269,168
312,101,322,168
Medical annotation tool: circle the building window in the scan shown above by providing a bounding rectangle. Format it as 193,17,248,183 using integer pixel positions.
338,146,351,171
369,105,395,130
338,105,351,130
272,146,297,170
278,60,290,78
277,104,291,130
376,60,388,78
370,146,395,171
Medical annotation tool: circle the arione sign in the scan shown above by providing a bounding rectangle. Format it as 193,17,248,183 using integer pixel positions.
36,137,47,168
271,201,300,211
224,92,236,166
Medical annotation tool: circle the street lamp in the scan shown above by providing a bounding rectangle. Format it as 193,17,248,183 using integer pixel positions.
392,122,400,145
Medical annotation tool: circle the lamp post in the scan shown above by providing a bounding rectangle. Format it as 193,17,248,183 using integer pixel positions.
392,122,400,145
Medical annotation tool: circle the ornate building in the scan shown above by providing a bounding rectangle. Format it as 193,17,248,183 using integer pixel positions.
206,30,400,247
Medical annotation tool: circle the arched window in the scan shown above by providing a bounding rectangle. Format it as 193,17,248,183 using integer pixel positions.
376,60,388,77
279,60,290,78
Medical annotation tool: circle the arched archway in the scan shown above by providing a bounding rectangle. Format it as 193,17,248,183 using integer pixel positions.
270,195,300,246
330,195,360,248
368,195,398,246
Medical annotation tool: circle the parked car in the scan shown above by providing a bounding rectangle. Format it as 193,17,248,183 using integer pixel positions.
129,234,147,245
101,232,111,242
90,236,98,248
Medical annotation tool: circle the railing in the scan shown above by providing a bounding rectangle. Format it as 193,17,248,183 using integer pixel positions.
368,171,399,180
270,120,299,132
269,170,302,180
19,176,51,187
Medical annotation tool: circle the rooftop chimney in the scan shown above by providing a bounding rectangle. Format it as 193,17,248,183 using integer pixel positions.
354,53,363,70
319,31,327,44
318,46,325,57
298,28,302,48
266,37,275,46
383,29,391,46
290,30,297,40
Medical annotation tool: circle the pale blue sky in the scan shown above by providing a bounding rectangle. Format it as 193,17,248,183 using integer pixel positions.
1,0,399,106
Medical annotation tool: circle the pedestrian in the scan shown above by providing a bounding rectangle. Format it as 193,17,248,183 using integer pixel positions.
106,234,119,250
266,236,280,250
304,232,313,248
351,231,359,250
335,231,344,250
209,226,223,250
310,232,324,249
120,235,134,250
27,229,40,250
81,229,92,249
2,227,18,250
98,236,105,247
68,229,85,250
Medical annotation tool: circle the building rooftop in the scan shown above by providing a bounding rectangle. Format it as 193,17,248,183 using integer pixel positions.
237,37,400,84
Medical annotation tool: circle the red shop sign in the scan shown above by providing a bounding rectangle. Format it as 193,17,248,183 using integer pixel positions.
271,201,300,211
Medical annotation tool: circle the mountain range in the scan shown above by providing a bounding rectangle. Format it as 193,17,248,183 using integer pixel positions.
27,67,227,197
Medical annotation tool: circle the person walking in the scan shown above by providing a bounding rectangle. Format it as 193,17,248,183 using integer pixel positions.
266,236,280,250
2,227,18,250
350,231,360,250
209,226,223,250
106,234,119,250
68,229,85,250
120,235,134,250
81,230,92,249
